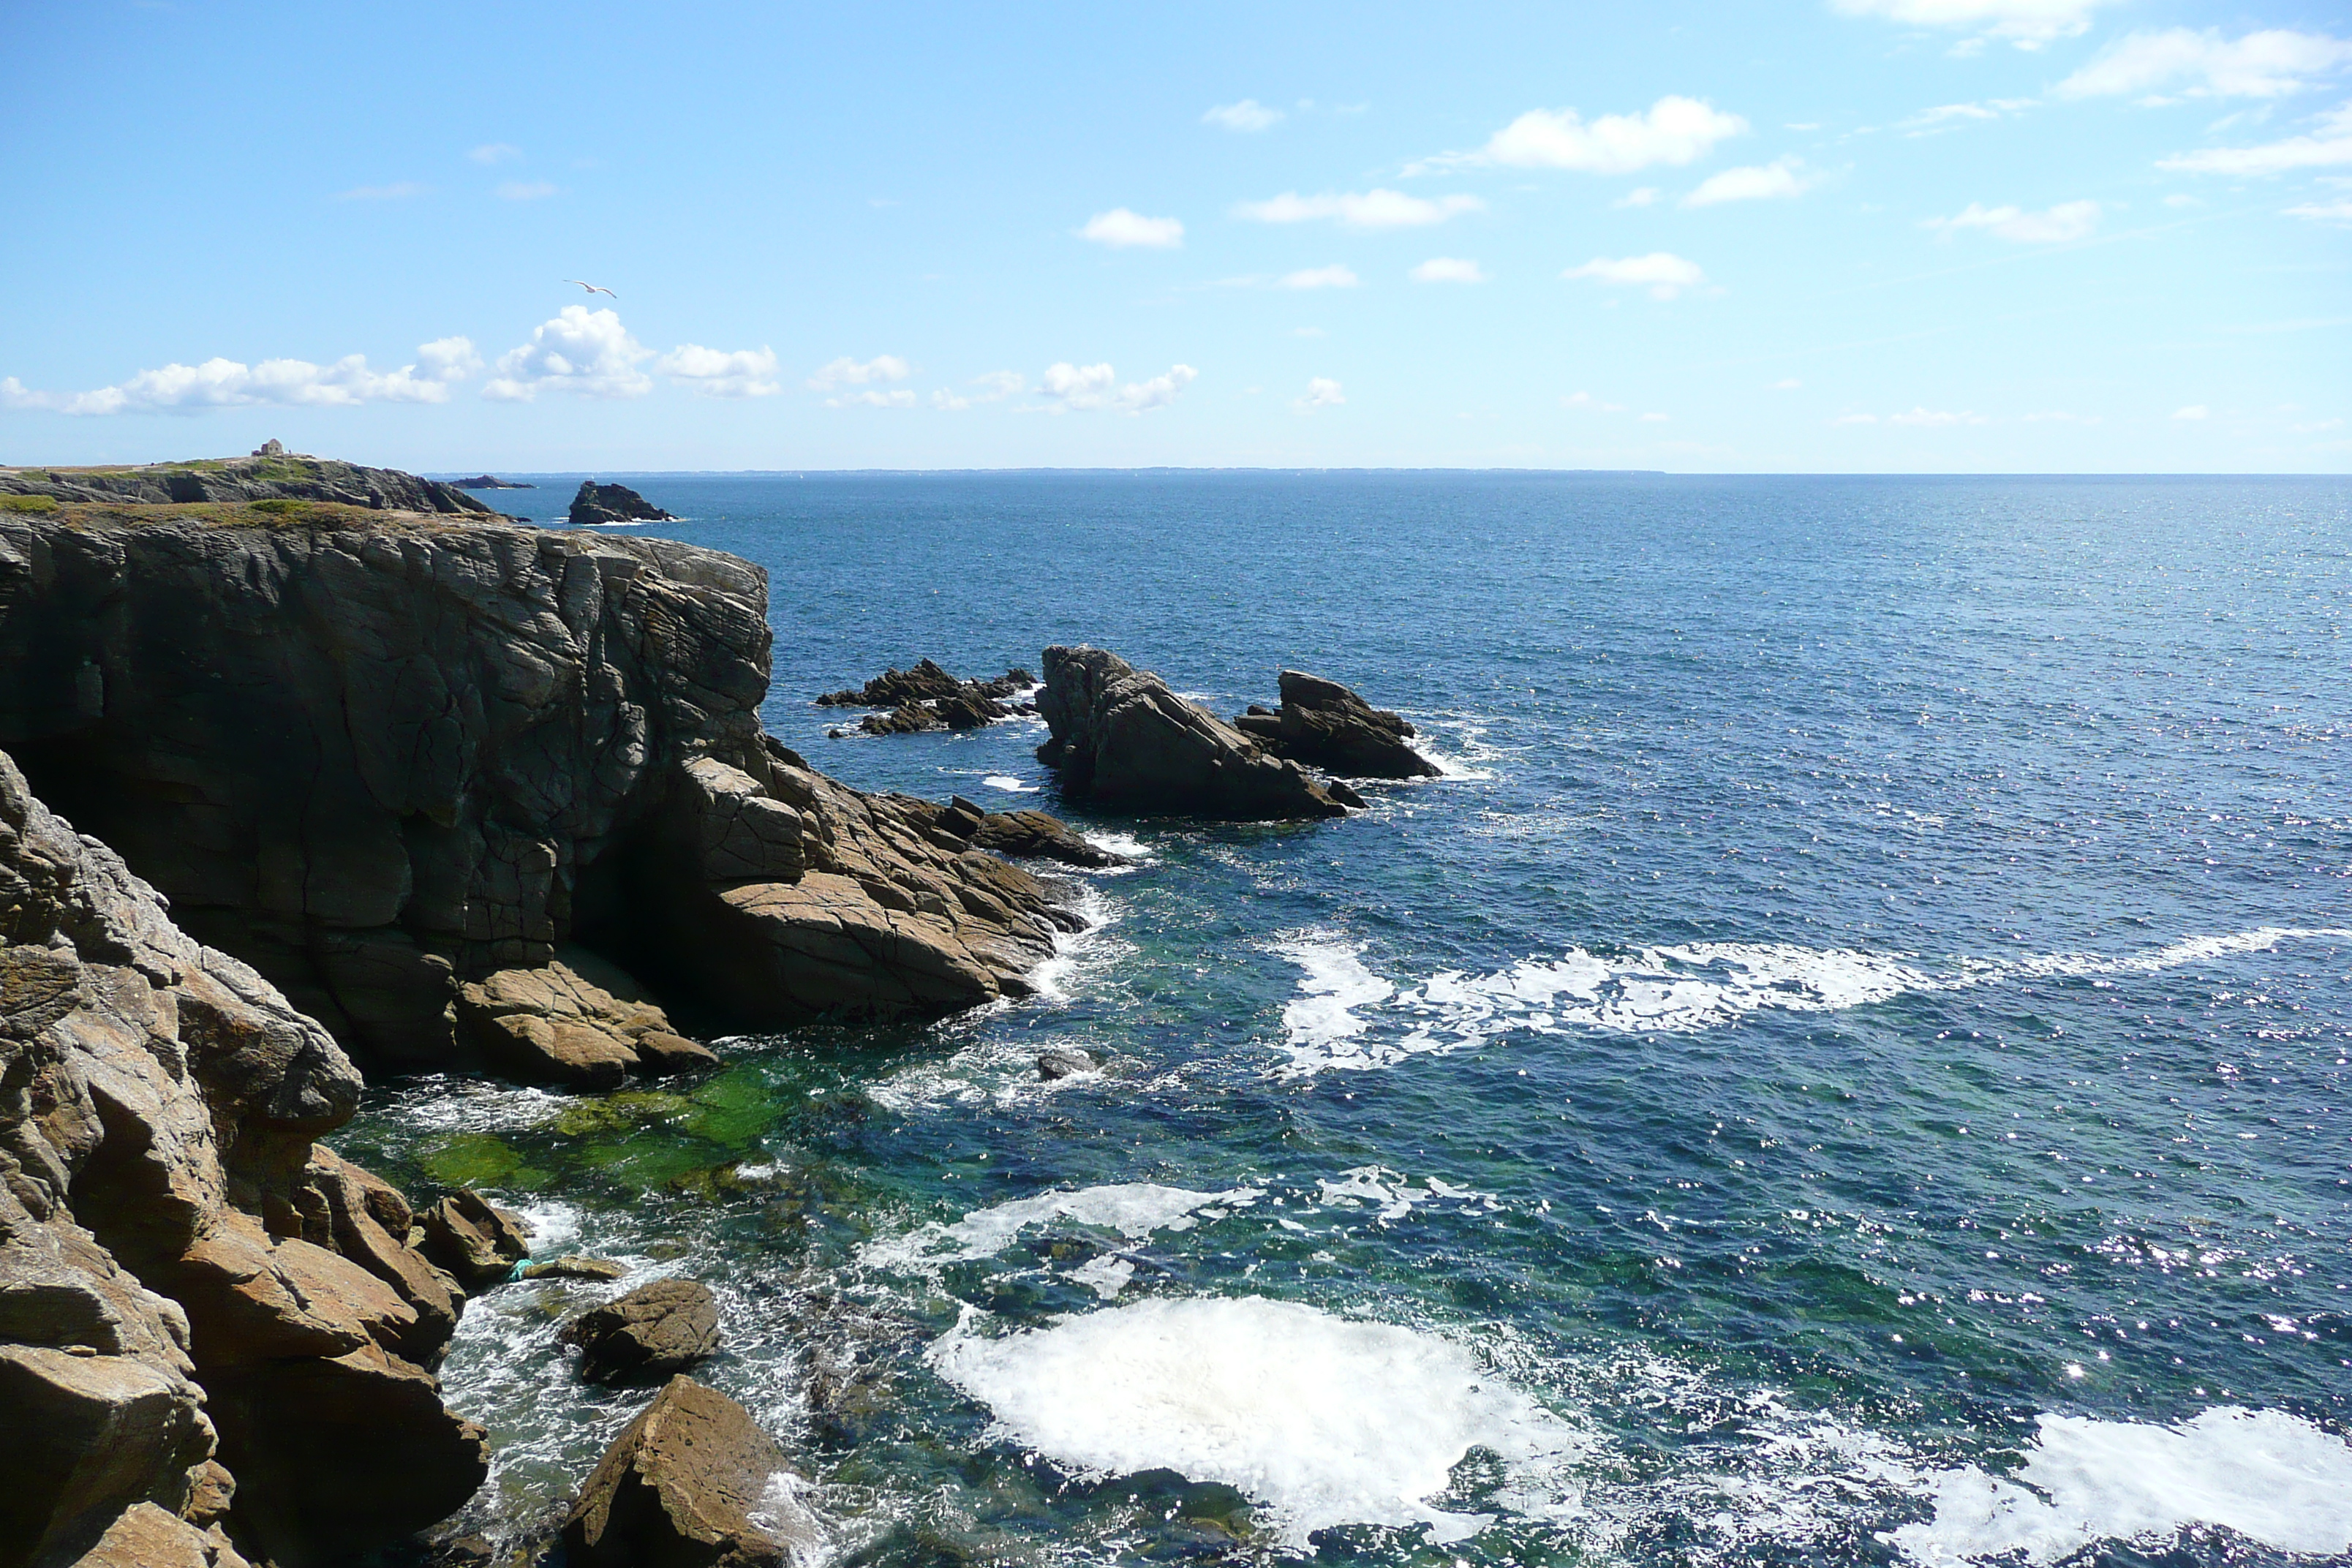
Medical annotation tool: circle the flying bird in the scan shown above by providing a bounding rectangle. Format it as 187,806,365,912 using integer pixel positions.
564,279,617,298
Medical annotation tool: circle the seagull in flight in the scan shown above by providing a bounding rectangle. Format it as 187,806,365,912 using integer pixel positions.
564,279,617,299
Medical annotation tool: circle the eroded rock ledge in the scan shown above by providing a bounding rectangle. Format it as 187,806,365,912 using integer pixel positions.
0,496,1083,1069
0,750,483,1567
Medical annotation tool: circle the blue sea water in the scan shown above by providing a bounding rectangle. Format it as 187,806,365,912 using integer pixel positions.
347,472,2352,1567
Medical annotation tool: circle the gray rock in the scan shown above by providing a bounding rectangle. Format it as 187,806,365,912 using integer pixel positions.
557,1278,721,1384
0,451,491,513
1037,1048,1097,1080
568,480,675,525
1035,646,1347,820
1234,671,1440,780
419,1190,532,1291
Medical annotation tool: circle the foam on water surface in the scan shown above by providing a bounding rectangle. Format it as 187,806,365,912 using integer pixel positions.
1887,1406,2352,1564
930,1295,1583,1548
1274,927,2352,1074
862,1182,1260,1273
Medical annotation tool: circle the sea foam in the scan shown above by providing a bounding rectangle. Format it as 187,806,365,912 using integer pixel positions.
1273,927,2352,1075
930,1295,1582,1548
862,1182,1258,1273
1887,1406,2352,1564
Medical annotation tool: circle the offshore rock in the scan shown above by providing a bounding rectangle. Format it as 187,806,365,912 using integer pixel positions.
568,480,675,525
418,1190,532,1292
0,486,1082,1063
557,1278,721,1384
1232,670,1439,780
562,1375,822,1568
817,657,1032,712
451,475,535,490
0,452,492,516
0,749,483,1567
1035,646,1347,820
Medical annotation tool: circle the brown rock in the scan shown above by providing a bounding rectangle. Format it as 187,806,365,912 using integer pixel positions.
557,1278,722,1384
968,809,1128,869
1236,671,1440,780
419,1189,532,1291
561,1376,820,1567
69,1501,222,1568
0,1346,213,1566
456,959,712,1087
1035,646,1347,819
522,1255,630,1282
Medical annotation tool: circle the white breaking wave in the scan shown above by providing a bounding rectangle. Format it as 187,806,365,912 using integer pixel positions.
930,1295,1584,1548
981,774,1037,793
861,1181,1259,1273
1273,927,2352,1075
1886,1406,2352,1564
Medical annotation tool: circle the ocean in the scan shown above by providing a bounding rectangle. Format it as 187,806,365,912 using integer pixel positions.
342,472,2352,1567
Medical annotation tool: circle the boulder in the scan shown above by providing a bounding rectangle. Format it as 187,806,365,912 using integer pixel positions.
557,1278,721,1384
1037,1048,1097,1081
858,701,943,736
418,1190,532,1291
1232,671,1439,779
522,1255,629,1282
1034,646,1348,820
969,809,1128,869
0,1346,213,1566
561,1376,821,1567
568,480,676,524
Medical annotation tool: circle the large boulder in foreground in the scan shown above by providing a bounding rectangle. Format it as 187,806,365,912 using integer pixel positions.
558,1278,721,1384
0,748,483,1567
1233,670,1440,780
562,1376,822,1568
1035,646,1347,820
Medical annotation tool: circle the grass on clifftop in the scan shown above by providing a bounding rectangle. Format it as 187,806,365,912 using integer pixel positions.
32,499,491,532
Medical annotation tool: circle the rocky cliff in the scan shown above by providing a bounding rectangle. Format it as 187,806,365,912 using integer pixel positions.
0,497,1079,1068
0,453,495,517
0,749,483,1567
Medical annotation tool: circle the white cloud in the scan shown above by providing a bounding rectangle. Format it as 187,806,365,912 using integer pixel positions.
1409,257,1488,283
655,344,781,398
1079,208,1185,248
1828,0,2115,49
1683,157,1819,206
1280,265,1360,289
1899,98,2035,133
807,355,912,392
2287,196,2352,220
495,181,557,200
4,337,480,415
1889,407,1989,425
1768,378,1803,390
931,371,1027,411
334,181,428,201
1420,96,1746,174
2159,101,2352,175
829,389,917,409
930,390,970,410
1037,362,1199,414
1831,413,1880,426
2057,29,2352,100
467,143,522,164
1561,391,1627,412
1614,186,1662,208
1296,377,1345,410
484,307,651,401
1234,189,1484,228
2173,404,2209,419
1204,99,1284,132
1922,199,2100,242
1563,252,1707,299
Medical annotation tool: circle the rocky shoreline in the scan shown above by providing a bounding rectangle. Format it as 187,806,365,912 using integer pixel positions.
0,456,1439,1565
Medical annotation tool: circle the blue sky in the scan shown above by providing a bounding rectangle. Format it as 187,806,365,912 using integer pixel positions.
2,0,2347,472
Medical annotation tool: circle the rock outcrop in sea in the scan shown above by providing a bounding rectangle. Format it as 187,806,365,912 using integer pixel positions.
1035,645,1350,819
562,1376,822,1567
568,480,675,525
452,475,535,490
0,748,485,1567
818,658,1037,735
1234,671,1440,779
0,488,1087,1064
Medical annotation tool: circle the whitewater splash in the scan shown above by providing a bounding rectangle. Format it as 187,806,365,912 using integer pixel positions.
1888,1406,2352,1564
860,1181,1259,1275
1273,927,2352,1075
930,1295,1583,1548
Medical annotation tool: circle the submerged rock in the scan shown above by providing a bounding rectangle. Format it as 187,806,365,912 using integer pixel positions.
1232,670,1440,780
557,1278,721,1384
1037,1048,1098,1080
1034,646,1348,820
561,1376,821,1566
568,480,675,524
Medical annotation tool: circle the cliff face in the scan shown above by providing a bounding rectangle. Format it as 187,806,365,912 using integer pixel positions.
0,453,495,516
0,500,1075,1067
0,748,483,1567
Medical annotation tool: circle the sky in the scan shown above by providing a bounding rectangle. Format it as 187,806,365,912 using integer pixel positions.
1,0,2348,473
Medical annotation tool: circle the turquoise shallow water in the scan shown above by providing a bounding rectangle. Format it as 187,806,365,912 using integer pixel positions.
348,473,2352,1567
